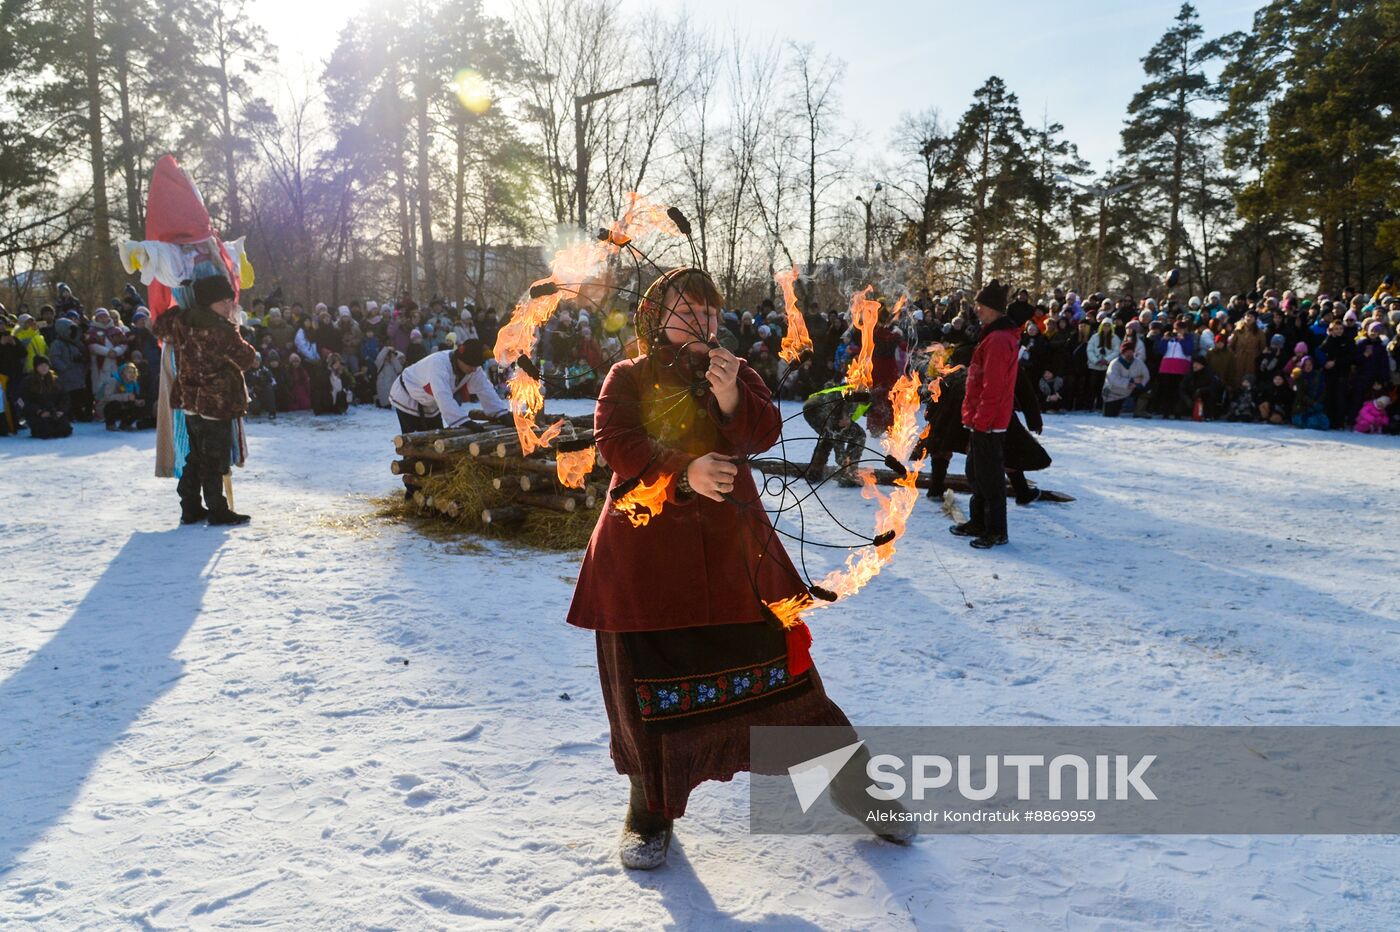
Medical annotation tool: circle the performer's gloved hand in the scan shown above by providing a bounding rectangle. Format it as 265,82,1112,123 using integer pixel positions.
686,452,740,502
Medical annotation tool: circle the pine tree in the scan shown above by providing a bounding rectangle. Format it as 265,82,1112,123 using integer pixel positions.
950,76,1031,286
178,0,276,237
1222,0,1400,290
1120,3,1230,279
1024,114,1089,293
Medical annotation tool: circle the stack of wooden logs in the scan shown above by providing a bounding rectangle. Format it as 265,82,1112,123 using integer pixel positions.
391,413,610,528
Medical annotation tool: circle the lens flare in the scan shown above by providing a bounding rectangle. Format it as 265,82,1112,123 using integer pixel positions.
452,69,492,114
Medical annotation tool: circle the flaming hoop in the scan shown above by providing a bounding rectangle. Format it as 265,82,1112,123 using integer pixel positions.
489,196,951,653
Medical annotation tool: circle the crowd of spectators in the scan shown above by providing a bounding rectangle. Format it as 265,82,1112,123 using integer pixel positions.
5,274,1398,440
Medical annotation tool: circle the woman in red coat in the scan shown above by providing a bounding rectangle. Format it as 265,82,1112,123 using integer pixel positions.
568,267,903,869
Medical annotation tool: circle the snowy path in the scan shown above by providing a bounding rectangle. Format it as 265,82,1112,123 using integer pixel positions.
2,406,1398,929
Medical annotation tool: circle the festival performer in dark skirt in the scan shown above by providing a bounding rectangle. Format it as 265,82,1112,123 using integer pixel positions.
921,298,1052,507
567,267,909,870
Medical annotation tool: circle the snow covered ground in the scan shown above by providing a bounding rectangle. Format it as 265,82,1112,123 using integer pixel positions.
2,404,1398,929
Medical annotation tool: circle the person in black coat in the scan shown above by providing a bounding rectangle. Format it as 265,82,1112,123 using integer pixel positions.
1179,356,1225,419
919,306,1052,504
0,326,27,434
1317,321,1353,428
21,356,72,439
246,352,278,418
1258,372,1293,424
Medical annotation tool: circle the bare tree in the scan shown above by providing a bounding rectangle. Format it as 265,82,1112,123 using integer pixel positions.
785,42,847,272
511,0,627,226
673,26,720,267
716,34,778,297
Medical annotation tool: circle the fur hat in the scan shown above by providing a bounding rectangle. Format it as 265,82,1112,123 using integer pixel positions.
454,338,485,367
1374,395,1390,410
192,273,236,308
1006,299,1035,326
973,279,1008,314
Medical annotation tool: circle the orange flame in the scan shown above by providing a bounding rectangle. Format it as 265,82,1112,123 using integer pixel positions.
889,294,908,321
923,342,962,406
555,447,596,489
508,368,546,419
513,412,564,456
812,463,922,600
774,265,812,364
613,474,671,527
770,359,932,622
609,192,681,245
764,593,815,629
494,285,562,366
882,371,924,463
845,286,880,390
494,198,686,458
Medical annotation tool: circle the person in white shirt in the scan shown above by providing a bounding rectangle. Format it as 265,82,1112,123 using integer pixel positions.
388,338,509,433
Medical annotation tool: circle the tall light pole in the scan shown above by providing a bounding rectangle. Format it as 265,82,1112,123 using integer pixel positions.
575,78,658,229
854,182,883,267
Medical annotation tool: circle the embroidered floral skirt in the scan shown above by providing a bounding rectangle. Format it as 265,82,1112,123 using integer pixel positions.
596,623,852,819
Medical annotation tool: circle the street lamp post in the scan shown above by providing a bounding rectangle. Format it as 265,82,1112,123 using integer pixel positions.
854,182,883,267
574,78,659,230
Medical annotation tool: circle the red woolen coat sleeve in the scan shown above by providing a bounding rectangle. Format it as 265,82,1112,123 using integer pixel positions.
965,333,1017,432
594,360,696,505
706,362,782,454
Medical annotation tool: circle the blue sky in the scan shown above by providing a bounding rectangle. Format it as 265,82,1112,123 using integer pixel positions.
629,0,1261,169
256,0,1261,173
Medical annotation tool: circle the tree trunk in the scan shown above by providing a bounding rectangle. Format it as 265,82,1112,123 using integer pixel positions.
113,45,142,234
414,57,438,300
806,118,817,271
83,0,114,301
972,121,990,286
1341,215,1351,288
390,62,416,297
452,111,467,309
474,212,488,309
1319,216,1341,295
216,10,241,234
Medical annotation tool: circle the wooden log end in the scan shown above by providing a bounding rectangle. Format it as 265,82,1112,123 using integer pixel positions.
482,505,527,525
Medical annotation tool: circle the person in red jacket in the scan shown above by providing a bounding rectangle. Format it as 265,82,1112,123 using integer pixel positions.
954,279,1018,548
567,267,909,870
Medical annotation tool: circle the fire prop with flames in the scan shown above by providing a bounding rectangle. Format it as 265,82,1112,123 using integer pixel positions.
774,265,813,364
490,196,950,673
492,193,684,492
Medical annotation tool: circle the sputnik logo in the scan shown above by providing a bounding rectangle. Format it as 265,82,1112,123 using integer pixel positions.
787,739,865,813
